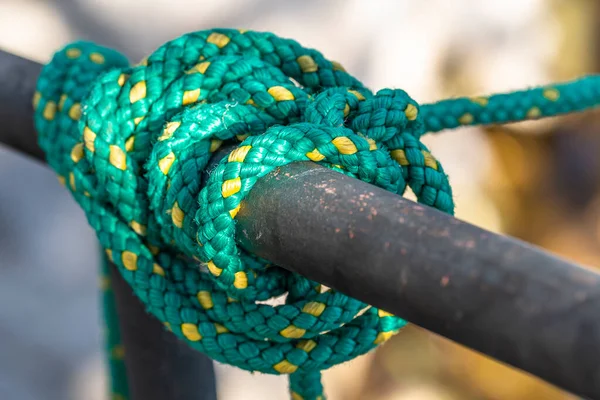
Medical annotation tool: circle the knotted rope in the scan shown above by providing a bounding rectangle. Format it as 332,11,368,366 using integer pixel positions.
33,28,600,400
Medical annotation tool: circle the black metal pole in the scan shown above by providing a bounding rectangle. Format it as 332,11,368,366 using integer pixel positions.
3,48,600,399
109,262,217,400
0,50,45,161
236,161,600,399
0,48,217,400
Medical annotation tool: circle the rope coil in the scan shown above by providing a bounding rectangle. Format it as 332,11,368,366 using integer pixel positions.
33,28,600,400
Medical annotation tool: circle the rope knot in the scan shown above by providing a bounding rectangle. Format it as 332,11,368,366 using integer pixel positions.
34,29,455,400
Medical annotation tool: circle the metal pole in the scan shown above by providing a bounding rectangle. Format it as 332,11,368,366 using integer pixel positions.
109,262,217,400
2,48,600,399
0,50,45,161
236,161,600,399
0,48,217,400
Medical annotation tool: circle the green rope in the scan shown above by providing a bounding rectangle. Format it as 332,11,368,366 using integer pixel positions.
32,28,600,400
101,256,129,400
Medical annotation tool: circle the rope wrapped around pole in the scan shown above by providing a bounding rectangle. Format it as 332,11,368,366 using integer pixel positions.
1,27,599,399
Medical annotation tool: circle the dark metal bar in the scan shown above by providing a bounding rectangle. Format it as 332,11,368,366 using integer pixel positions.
109,262,217,400
0,50,44,161
3,47,600,399
0,48,218,400
236,161,600,399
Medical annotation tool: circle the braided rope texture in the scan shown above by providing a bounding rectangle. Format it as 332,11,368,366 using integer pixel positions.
101,256,129,400
33,28,600,400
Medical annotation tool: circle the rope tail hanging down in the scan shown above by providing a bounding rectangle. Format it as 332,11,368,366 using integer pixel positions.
32,28,600,400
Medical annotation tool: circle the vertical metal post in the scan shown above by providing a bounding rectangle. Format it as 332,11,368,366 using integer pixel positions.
0,48,218,400
109,262,217,400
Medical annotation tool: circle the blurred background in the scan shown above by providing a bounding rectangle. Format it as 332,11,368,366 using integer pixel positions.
0,0,599,398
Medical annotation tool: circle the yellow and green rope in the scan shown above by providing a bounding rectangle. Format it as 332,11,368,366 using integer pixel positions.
32,28,600,400
101,256,129,400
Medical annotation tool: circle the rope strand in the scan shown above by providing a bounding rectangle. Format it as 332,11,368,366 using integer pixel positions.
421,76,600,133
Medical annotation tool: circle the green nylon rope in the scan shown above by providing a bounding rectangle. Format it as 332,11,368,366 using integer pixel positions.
101,255,129,400
32,28,600,400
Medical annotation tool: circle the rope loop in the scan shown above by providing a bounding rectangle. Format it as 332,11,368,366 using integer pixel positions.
33,28,600,399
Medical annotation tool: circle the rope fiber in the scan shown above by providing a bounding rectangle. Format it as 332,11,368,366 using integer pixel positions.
32,28,600,400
